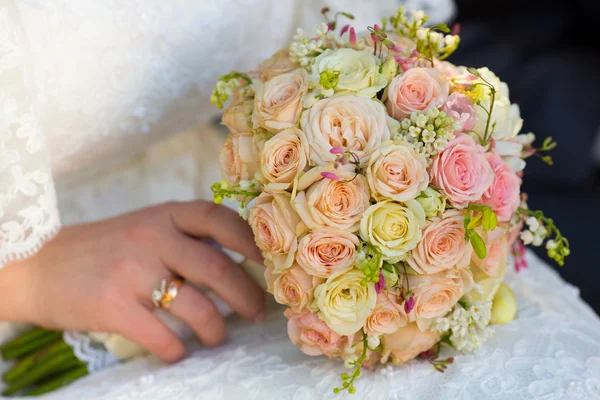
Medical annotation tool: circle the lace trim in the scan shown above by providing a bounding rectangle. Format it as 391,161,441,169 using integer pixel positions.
0,2,61,268
63,331,119,373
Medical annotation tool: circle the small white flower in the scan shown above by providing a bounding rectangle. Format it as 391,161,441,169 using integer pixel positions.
408,126,421,138
239,180,251,190
344,354,358,368
433,137,448,151
546,240,558,250
520,230,534,245
532,235,544,247
433,317,450,332
367,335,381,349
416,114,429,128
526,216,540,232
421,129,435,143
400,119,411,130
537,225,548,238
238,204,250,220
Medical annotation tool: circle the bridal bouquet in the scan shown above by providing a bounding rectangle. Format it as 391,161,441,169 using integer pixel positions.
210,6,569,394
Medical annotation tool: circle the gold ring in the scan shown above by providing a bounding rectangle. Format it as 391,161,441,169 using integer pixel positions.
152,275,184,310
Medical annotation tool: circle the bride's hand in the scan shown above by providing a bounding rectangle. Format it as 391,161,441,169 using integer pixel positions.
0,201,265,363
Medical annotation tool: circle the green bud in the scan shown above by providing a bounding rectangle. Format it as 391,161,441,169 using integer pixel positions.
348,386,356,395
381,56,398,81
343,382,350,388
490,283,517,324
470,232,487,259
333,388,340,394
415,186,446,218
382,268,399,289
220,180,230,189
213,194,224,205
341,373,349,380
320,68,340,90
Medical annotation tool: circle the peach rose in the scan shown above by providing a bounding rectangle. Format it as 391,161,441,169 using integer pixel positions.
257,49,300,82
385,67,449,121
365,292,408,336
407,209,472,274
272,263,322,313
252,68,308,133
481,152,521,222
300,95,393,166
292,166,370,232
366,141,429,202
408,268,473,330
471,226,509,278
263,259,278,292
430,135,495,208
258,127,309,191
381,323,440,365
222,96,254,134
249,192,307,271
285,309,344,358
219,132,260,185
296,227,360,278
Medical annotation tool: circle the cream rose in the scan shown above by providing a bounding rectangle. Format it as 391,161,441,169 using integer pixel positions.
365,292,408,336
384,67,449,121
285,308,345,358
219,132,260,185
381,323,440,365
258,127,309,191
311,48,388,97
300,95,394,166
296,227,360,278
292,166,370,232
252,68,309,133
272,263,322,313
407,268,473,330
222,96,254,134
313,268,377,336
366,141,429,202
407,209,472,275
249,192,307,271
258,49,300,82
359,200,426,262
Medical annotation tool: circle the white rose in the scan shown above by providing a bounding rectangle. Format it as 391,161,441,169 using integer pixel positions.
360,200,426,262
313,268,377,335
311,48,388,98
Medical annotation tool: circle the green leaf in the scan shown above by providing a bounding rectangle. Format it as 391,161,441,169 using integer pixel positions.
467,213,483,230
431,23,450,33
338,12,355,20
470,232,487,259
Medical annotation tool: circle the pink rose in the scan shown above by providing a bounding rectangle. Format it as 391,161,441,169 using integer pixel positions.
407,268,473,330
385,68,449,121
259,127,309,191
365,292,408,336
471,226,509,278
292,166,370,232
296,227,360,278
219,132,260,185
481,152,521,222
366,141,429,202
252,68,309,133
381,323,440,365
407,209,472,274
257,49,300,82
249,192,307,272
300,95,393,166
285,309,344,358
272,263,322,313
430,135,495,208
441,92,475,133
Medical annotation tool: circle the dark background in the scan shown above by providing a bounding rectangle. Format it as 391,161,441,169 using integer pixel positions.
447,0,600,312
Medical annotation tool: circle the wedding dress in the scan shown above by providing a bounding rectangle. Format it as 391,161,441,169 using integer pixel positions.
1,0,600,399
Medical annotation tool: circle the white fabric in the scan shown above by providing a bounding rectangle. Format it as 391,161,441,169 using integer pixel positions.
1,252,597,400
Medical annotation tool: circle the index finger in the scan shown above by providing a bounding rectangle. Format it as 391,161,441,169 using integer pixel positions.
169,201,263,264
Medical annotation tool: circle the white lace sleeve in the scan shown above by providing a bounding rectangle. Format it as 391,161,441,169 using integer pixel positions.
0,1,60,267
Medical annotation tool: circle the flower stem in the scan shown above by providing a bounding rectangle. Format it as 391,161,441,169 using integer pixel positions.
22,365,89,397
3,340,70,383
1,331,63,361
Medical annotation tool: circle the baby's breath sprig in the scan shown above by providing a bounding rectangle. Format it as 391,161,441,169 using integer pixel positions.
464,204,498,259
210,180,261,219
334,331,372,395
355,242,383,286
517,208,570,266
210,72,252,109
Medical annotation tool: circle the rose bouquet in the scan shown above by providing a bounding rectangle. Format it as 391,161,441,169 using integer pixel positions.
210,6,569,395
